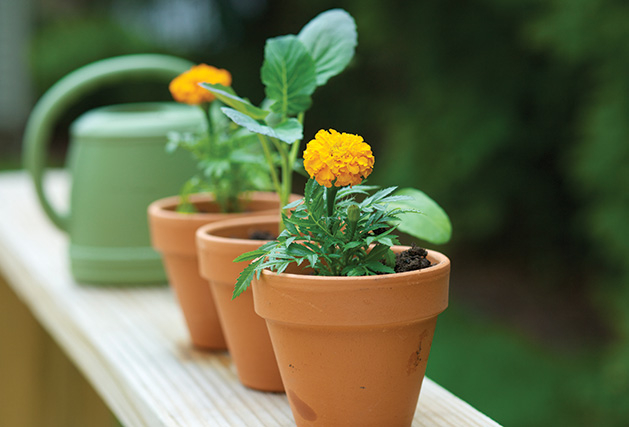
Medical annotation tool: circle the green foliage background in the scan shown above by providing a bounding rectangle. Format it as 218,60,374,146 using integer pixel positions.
23,0,629,425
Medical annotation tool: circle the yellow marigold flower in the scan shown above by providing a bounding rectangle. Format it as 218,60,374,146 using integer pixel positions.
303,129,375,187
169,64,232,105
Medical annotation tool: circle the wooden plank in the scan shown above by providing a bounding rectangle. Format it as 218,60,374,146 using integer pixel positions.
0,276,115,427
0,170,501,427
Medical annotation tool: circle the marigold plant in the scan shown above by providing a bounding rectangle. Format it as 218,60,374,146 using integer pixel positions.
167,64,270,213
232,129,443,298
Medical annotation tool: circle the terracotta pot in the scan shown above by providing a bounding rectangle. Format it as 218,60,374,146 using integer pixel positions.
252,248,450,427
148,192,284,350
196,216,285,392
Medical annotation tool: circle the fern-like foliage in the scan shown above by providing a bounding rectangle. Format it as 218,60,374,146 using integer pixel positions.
232,179,418,298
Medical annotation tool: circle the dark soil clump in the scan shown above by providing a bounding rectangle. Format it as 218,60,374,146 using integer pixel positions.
395,245,432,273
249,230,276,241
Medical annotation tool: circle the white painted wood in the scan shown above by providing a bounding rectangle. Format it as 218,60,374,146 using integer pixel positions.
0,170,502,427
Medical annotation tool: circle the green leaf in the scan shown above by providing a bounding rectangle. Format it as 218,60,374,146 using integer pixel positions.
264,112,284,127
221,107,303,144
374,236,394,247
337,184,379,199
201,83,269,120
233,242,276,262
298,9,358,86
365,261,395,274
261,35,317,116
343,241,363,250
283,198,304,209
388,188,452,244
233,250,265,263
384,248,396,268
344,266,367,276
362,186,398,207
364,243,390,263
286,243,314,257
283,217,300,236
233,258,262,299
276,261,291,274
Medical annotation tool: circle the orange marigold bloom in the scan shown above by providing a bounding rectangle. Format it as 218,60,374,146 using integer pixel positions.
169,64,232,105
303,129,375,188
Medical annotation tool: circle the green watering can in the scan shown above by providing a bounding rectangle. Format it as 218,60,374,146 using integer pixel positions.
23,54,203,285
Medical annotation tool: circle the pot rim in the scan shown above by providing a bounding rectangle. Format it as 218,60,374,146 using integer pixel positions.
260,247,449,282
253,246,450,325
197,216,450,279
196,214,281,245
148,192,283,221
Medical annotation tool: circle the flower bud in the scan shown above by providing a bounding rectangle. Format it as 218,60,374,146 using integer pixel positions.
348,204,360,223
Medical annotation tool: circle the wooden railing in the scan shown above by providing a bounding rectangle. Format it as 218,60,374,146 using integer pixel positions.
0,170,501,426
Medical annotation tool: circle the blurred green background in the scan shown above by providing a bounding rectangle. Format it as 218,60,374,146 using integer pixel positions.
1,0,628,425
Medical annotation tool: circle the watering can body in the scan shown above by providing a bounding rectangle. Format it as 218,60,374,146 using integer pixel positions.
23,55,203,284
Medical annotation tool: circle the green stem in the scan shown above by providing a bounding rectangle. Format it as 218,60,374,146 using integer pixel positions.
257,135,281,195
326,186,339,218
257,134,286,233
283,111,305,210
201,104,214,153
276,142,291,207
339,204,360,273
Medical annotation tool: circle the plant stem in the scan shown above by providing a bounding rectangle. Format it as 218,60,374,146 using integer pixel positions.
201,104,213,152
338,204,360,273
257,134,281,194
326,186,339,218
278,112,307,230
257,134,285,232
277,144,290,204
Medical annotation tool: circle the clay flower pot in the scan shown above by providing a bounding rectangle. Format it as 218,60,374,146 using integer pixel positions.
148,193,284,350
252,248,450,427
195,215,285,392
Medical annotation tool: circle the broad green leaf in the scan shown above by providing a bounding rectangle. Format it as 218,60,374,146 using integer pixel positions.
202,83,269,120
221,107,303,144
264,112,283,127
298,9,358,86
261,35,317,116
388,188,452,244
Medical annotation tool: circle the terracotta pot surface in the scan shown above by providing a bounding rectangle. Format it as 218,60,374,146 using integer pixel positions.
252,248,450,427
148,192,285,350
196,215,286,392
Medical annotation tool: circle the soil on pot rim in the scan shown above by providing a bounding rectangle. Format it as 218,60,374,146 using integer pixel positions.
394,245,432,273
248,230,276,240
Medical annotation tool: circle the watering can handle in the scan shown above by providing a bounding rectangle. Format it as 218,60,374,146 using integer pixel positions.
22,54,194,231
